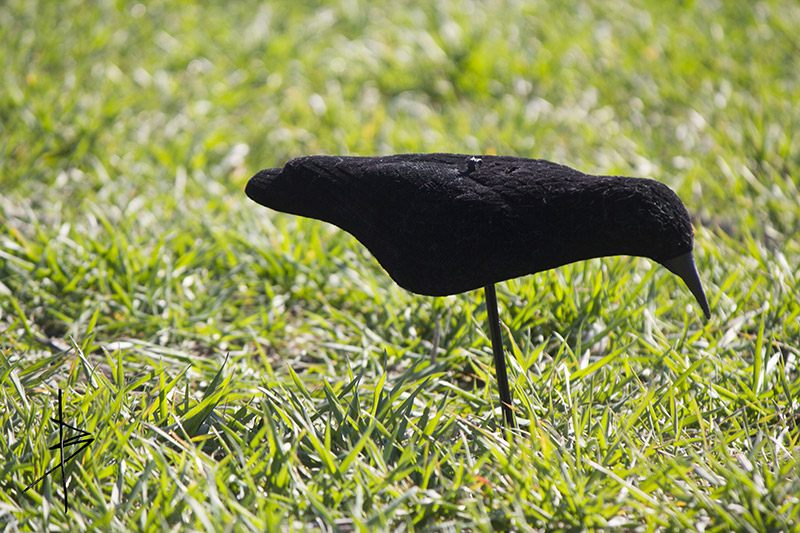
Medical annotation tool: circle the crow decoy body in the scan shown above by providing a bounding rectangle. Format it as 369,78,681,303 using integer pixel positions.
246,153,710,427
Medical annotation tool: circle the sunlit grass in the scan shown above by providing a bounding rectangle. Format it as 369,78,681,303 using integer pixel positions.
2,0,799,530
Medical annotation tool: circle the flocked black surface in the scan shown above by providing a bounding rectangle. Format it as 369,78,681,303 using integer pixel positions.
246,153,695,296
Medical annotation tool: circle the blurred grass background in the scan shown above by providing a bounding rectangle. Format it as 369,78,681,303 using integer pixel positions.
2,0,799,530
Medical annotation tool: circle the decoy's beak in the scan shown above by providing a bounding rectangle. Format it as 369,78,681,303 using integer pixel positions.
661,252,711,319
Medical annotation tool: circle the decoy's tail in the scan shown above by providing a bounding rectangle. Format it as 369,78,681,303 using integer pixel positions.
245,168,282,202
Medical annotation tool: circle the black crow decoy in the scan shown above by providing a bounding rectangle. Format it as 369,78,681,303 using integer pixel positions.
246,153,710,428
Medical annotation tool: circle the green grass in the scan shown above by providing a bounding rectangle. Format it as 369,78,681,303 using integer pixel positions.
2,0,800,530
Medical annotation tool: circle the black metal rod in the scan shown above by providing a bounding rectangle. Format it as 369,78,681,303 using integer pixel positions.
484,284,515,428
59,388,67,513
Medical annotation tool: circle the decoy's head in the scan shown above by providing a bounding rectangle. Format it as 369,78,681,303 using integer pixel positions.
590,176,710,319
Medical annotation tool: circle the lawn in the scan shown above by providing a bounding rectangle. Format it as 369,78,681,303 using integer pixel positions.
2,0,799,530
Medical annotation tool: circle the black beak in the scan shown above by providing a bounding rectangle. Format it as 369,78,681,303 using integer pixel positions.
661,252,711,319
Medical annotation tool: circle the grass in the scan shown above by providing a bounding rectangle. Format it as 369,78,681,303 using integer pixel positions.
2,0,800,530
